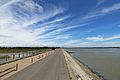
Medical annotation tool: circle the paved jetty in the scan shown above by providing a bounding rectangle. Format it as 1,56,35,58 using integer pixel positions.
5,49,70,80
4,49,100,80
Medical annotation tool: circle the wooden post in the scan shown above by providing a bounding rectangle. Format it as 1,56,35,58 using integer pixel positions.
16,64,18,71
38,56,40,59
70,77,72,80
13,54,15,60
18,53,20,58
27,52,29,57
5,55,8,62
23,52,25,58
31,58,33,63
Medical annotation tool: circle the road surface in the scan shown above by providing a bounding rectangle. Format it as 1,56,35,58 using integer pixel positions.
5,49,70,80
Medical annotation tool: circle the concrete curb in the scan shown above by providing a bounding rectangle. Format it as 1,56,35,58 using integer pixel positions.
62,49,93,80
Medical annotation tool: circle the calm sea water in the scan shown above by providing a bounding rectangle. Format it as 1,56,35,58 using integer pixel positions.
66,48,120,80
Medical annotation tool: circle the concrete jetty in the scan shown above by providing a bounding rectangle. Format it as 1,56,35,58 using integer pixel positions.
0,49,101,80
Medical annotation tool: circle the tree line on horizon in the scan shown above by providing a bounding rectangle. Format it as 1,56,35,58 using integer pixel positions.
0,47,61,49
0,47,61,53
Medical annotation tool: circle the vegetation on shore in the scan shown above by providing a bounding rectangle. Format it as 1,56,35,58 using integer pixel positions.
0,47,60,53
0,55,10,59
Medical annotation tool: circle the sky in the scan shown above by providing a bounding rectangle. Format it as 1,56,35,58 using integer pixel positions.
0,0,120,47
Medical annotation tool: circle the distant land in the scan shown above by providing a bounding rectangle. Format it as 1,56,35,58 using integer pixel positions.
0,47,60,53
65,47,120,49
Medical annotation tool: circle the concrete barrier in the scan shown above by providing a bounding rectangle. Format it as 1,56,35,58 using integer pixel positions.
0,50,53,80
0,64,18,77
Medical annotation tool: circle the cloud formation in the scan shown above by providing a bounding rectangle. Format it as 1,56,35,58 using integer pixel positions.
0,0,67,47
86,35,120,41
0,0,120,47
83,2,120,19
96,0,107,6
79,42,120,47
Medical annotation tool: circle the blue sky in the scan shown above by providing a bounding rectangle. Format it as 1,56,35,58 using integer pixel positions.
0,0,120,47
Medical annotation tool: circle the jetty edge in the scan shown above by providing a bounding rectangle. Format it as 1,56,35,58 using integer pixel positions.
62,49,105,80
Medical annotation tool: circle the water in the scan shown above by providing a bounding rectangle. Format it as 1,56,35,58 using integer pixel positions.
66,48,120,80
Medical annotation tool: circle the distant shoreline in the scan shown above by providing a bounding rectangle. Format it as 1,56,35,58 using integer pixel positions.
0,47,59,53
65,47,120,49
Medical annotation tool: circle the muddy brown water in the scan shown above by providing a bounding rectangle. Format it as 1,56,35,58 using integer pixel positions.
66,48,120,80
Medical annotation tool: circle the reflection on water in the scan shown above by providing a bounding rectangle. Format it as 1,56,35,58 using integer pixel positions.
66,48,120,80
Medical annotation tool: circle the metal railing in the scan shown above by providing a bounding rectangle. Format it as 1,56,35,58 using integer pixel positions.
0,50,53,78
0,50,41,65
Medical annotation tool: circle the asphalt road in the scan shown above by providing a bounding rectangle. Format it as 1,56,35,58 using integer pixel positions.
5,49,70,80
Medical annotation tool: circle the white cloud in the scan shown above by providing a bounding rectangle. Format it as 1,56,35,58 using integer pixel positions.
86,35,120,41
50,16,70,23
63,34,120,47
96,0,107,6
102,3,120,13
83,2,120,20
0,0,66,47
0,0,20,8
35,23,89,41
63,39,81,47
35,15,71,27
39,34,71,41
46,23,90,36
35,22,90,46
118,25,120,27
63,41,120,47
79,42,120,47
61,41,120,47
53,34,71,40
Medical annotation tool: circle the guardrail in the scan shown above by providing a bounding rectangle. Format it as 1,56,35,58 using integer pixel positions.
0,50,52,78
0,50,45,65
0,64,18,77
